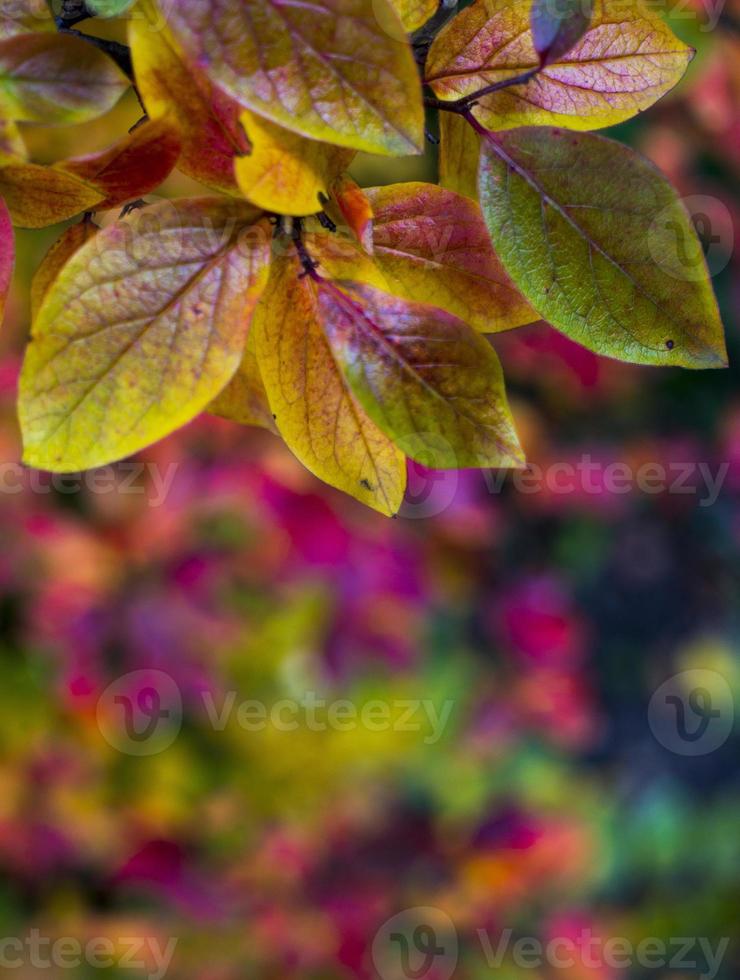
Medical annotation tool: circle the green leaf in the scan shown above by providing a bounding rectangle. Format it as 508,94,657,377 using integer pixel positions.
478,127,727,368
20,199,272,471
165,0,424,156
317,279,525,469
86,0,135,16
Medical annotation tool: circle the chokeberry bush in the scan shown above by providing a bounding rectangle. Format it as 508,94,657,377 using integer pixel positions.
0,0,727,514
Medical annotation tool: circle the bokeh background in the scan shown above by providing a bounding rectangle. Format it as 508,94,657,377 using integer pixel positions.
0,1,739,977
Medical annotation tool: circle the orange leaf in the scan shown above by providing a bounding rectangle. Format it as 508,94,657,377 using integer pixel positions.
330,175,374,254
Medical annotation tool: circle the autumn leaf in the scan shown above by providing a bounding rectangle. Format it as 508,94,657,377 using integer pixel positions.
209,328,278,434
130,0,248,194
311,183,535,332
55,117,182,210
0,33,129,125
0,118,26,160
254,253,407,516
426,0,693,131
530,0,594,66
0,0,53,40
0,161,104,228
166,0,425,156
30,217,99,322
478,127,727,368
329,174,374,253
316,279,524,469
438,112,480,202
20,199,272,471
0,196,13,325
387,0,438,33
235,111,353,216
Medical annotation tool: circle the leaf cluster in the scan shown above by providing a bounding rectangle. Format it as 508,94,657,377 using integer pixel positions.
0,0,726,514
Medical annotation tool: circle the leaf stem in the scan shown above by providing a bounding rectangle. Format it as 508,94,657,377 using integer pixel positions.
290,219,323,282
424,66,540,114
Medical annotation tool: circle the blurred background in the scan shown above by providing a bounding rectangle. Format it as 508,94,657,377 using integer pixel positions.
0,1,739,977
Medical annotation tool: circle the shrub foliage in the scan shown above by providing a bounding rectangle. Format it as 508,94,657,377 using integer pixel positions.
0,0,726,514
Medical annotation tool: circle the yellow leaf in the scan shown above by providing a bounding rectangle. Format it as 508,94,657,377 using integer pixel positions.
235,111,353,216
20,199,272,471
0,118,26,160
166,0,425,156
387,0,438,32
0,161,104,228
255,252,407,516
427,0,693,131
209,328,278,434
438,111,479,201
